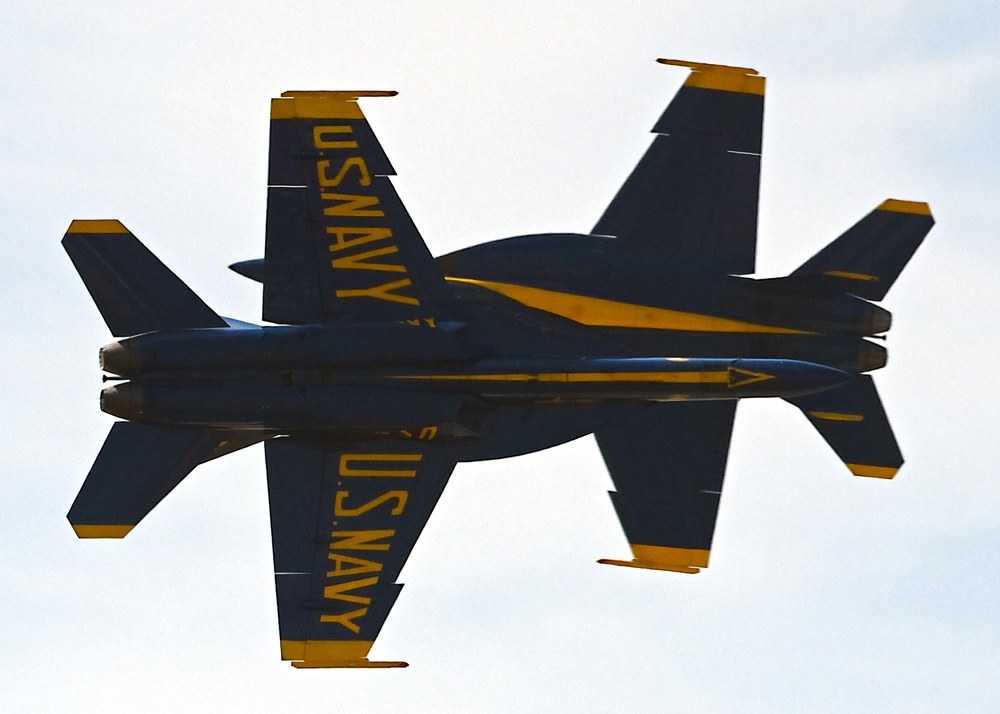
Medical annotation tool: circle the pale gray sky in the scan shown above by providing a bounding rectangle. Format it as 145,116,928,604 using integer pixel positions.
2,2,999,712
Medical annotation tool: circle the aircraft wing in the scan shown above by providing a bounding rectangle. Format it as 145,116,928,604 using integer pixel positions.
593,60,765,276
595,400,737,573
265,437,455,668
265,92,453,324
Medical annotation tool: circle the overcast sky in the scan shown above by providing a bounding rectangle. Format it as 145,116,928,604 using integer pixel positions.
2,2,999,712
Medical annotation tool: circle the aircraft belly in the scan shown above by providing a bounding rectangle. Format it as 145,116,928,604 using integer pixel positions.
440,403,642,462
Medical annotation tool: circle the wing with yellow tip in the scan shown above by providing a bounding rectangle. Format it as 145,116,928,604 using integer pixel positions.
595,400,737,574
266,438,456,668
265,91,453,325
593,60,765,275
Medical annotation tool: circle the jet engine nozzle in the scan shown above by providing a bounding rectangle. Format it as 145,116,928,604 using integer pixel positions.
863,303,892,336
99,340,139,376
858,340,888,372
100,382,142,421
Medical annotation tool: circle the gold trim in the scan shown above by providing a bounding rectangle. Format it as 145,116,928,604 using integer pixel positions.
281,639,372,661
729,367,774,387
847,463,899,479
877,199,932,216
823,270,879,282
66,220,130,234
271,92,396,120
281,90,398,98
291,659,408,669
280,640,408,669
446,278,811,334
808,411,864,422
598,558,700,574
657,58,765,95
599,544,710,574
393,371,729,384
72,524,134,538
632,544,710,567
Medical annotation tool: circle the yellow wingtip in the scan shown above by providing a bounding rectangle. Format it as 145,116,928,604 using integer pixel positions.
657,58,765,95
847,463,900,479
66,220,130,235
271,91,398,120
71,524,134,538
877,199,932,216
598,544,710,574
290,659,409,669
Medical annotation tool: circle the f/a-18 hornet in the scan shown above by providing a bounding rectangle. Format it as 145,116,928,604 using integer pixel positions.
64,59,933,668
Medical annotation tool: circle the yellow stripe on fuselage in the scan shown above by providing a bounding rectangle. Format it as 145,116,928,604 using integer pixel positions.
447,277,813,334
392,371,730,384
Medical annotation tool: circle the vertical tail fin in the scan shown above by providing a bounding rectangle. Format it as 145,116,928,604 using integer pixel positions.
790,200,934,301
62,220,227,336
785,376,903,479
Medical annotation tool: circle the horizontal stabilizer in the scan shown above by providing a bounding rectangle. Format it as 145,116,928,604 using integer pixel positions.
67,423,232,537
790,200,934,301
785,375,902,479
62,220,227,336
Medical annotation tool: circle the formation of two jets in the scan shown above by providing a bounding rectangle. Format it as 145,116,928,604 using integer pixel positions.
63,59,933,667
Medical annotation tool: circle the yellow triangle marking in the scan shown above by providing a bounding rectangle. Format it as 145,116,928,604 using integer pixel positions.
728,367,774,388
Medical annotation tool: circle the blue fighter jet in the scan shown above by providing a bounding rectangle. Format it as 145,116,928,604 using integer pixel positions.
63,59,933,668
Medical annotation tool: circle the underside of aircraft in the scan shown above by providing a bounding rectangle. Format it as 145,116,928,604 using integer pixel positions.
63,59,933,668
